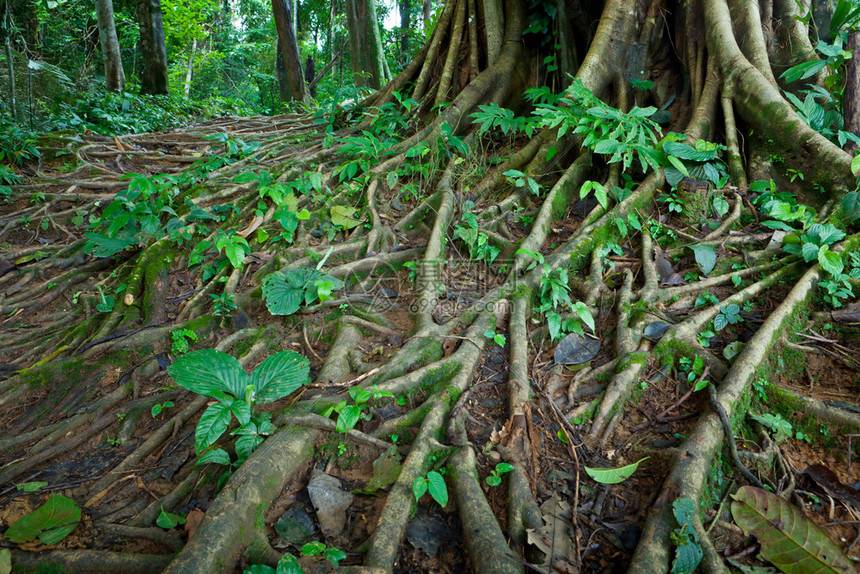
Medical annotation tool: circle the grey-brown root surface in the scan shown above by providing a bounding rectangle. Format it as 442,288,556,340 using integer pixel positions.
3,0,860,572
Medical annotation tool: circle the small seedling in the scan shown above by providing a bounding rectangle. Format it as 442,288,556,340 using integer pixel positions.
413,470,448,507
151,401,174,417
485,462,514,487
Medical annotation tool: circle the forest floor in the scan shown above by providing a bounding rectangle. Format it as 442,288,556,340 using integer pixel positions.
1,116,860,573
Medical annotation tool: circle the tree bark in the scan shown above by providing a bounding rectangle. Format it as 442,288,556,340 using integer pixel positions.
345,0,388,89
843,31,860,149
422,0,431,27
399,0,412,59
136,0,169,95
183,38,196,97
273,0,310,103
3,10,18,119
95,0,126,93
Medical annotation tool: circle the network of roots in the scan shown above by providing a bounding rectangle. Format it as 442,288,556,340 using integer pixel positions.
2,0,860,572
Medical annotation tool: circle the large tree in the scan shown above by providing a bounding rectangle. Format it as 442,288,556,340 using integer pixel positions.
345,0,388,88
273,0,310,103
136,0,169,94
95,0,126,92
3,0,860,573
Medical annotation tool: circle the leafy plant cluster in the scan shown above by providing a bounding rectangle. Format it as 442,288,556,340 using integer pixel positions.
453,200,501,265
752,180,859,308
517,249,595,341
167,348,311,488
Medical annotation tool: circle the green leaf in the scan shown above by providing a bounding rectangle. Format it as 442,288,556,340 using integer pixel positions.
584,457,649,484
16,481,48,492
197,447,231,466
801,242,821,263
275,554,305,574
323,547,347,565
0,549,10,574
666,154,689,177
426,471,448,507
249,351,310,404
156,508,186,529
851,155,860,176
336,404,362,432
841,191,860,221
168,349,249,398
194,403,233,453
731,485,854,574
4,494,81,545
301,541,326,556
330,205,363,229
690,244,717,276
817,246,844,276
413,476,428,501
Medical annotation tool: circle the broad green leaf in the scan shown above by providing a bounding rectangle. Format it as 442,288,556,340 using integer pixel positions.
800,241,820,263
818,246,843,276
691,244,717,276
336,405,362,432
330,205,363,229
4,494,81,545
197,447,231,466
841,191,860,221
426,471,448,507
851,155,860,177
413,477,428,501
584,457,649,484
156,508,186,529
275,554,305,574
301,541,326,556
323,547,347,565
249,350,310,404
168,349,249,398
666,154,689,177
194,403,233,453
227,399,250,426
731,485,853,574
17,481,48,492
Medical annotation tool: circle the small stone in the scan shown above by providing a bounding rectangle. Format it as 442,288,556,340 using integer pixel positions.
554,333,600,365
643,321,670,341
378,288,398,299
391,199,406,212
307,470,354,537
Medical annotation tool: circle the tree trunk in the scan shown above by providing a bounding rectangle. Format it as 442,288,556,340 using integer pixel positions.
272,0,310,104
399,0,412,59
183,38,197,97
304,54,316,98
345,0,388,89
276,39,292,103
3,10,16,121
136,0,169,95
843,31,860,149
95,0,126,93
422,0,431,27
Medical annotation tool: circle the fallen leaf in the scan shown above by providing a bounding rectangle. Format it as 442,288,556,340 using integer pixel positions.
184,509,205,538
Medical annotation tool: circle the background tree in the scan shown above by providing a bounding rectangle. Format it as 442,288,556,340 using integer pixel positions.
272,0,309,103
345,0,388,88
136,0,169,94
95,0,125,92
